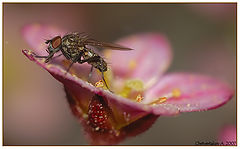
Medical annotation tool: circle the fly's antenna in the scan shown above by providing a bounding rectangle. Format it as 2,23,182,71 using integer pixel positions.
41,37,50,44
45,40,51,44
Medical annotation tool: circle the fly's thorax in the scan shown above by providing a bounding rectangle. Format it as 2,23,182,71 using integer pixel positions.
61,34,85,61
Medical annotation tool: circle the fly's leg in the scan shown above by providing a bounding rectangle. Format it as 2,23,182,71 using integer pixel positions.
101,71,112,92
34,53,62,59
65,54,82,75
88,65,94,81
33,52,54,63
54,54,63,59
65,61,75,74
34,55,48,58
78,56,112,92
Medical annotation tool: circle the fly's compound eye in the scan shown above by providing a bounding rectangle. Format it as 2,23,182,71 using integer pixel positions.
51,36,62,49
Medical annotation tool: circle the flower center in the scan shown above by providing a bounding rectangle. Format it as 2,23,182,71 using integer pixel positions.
118,79,144,100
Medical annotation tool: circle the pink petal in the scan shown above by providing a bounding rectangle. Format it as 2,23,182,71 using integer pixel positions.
106,33,172,87
22,49,185,116
144,73,234,112
23,49,181,116
218,125,236,146
22,49,152,117
21,24,67,55
22,49,162,144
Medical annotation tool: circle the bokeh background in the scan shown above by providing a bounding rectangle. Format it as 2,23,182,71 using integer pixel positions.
3,3,236,145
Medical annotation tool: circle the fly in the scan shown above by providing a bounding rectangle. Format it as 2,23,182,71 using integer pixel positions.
33,32,133,91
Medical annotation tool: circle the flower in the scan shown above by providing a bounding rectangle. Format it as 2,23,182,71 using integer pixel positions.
218,125,236,146
22,24,234,145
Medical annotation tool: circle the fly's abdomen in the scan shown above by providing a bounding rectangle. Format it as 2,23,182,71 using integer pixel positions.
81,48,108,72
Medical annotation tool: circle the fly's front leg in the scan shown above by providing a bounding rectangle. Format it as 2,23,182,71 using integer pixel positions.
34,55,48,58
33,52,54,63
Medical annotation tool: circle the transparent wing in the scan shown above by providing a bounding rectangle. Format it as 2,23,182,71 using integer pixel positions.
84,38,134,51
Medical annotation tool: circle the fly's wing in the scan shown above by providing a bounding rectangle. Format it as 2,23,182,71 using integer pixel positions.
84,38,134,51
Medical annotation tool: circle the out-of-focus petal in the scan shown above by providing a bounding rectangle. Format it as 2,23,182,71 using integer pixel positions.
105,33,172,88
218,125,236,146
21,23,66,55
144,73,234,112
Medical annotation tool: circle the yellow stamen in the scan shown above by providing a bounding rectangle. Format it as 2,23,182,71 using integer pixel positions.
119,79,144,98
148,97,167,105
135,94,144,102
172,88,181,98
119,88,131,98
128,60,137,70
125,79,144,91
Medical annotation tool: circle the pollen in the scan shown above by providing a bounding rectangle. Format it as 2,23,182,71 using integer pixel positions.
148,97,167,105
96,68,113,90
46,64,53,69
172,88,181,98
135,94,144,102
95,80,104,88
128,60,137,70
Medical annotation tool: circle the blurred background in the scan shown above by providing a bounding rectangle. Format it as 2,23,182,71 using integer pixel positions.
3,3,236,145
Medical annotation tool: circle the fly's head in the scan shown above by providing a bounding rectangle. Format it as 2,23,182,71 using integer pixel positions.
45,36,62,53
44,36,62,63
